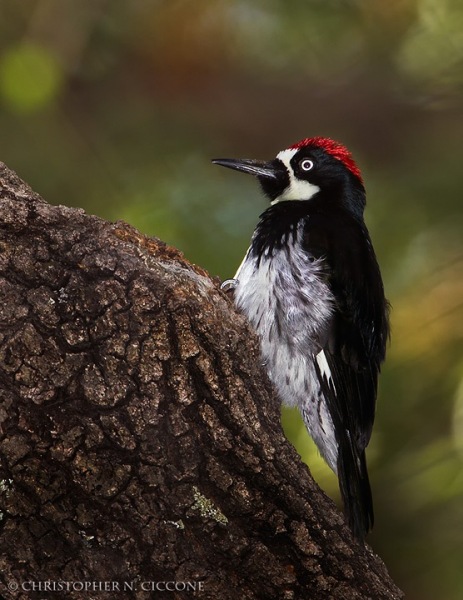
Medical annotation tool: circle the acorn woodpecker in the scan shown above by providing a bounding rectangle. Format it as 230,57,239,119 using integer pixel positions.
212,137,389,541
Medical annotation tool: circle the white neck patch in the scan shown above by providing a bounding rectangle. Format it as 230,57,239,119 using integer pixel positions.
272,148,320,205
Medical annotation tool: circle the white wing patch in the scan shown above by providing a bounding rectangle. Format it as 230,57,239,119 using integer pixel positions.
273,148,320,204
316,350,336,393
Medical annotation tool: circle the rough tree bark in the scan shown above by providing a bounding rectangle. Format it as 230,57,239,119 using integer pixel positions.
0,162,403,600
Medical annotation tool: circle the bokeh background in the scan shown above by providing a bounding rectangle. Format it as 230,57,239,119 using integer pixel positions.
1,1,462,598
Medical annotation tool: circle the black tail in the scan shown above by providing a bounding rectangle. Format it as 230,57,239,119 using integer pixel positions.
313,351,376,541
337,441,374,542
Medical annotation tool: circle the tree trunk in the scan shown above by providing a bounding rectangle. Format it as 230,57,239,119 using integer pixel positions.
0,162,403,600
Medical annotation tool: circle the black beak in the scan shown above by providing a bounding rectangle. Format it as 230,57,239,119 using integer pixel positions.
212,158,278,180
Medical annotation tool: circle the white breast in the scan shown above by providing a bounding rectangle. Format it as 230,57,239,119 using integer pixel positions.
232,221,339,471
233,223,334,367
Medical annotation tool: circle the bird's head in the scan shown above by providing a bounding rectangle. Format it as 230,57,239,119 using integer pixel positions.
213,137,365,217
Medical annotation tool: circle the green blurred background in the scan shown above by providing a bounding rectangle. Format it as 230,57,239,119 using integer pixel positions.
1,1,462,597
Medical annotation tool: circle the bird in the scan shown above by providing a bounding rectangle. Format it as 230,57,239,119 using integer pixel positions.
212,137,389,541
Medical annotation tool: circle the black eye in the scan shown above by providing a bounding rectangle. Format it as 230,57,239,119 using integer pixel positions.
300,159,314,171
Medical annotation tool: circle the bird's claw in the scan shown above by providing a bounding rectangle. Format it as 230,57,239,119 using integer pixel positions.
221,278,239,292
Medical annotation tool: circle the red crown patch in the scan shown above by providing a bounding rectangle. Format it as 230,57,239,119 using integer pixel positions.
290,137,362,182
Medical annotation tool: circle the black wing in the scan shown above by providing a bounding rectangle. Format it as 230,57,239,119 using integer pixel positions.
304,212,389,540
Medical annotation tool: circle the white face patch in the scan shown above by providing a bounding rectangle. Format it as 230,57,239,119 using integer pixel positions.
272,148,320,205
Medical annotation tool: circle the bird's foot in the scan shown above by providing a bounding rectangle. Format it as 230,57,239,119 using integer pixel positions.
221,278,239,292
